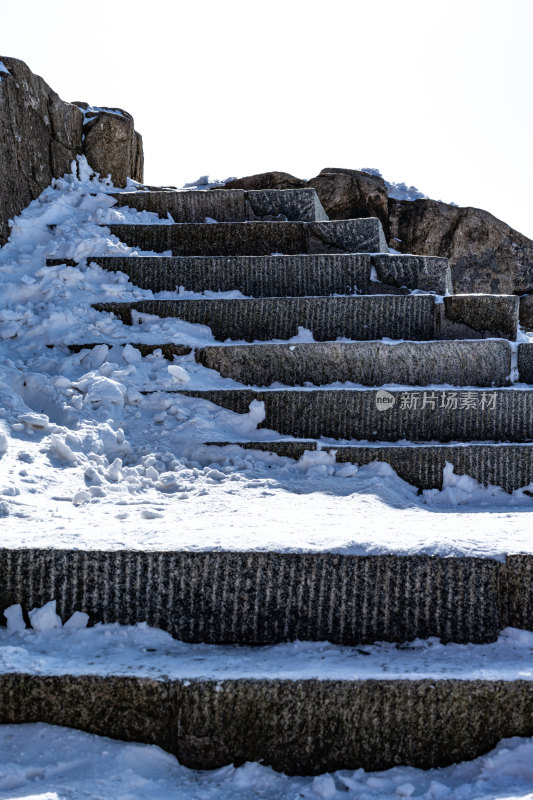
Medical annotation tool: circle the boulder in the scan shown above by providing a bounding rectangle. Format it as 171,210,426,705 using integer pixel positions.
0,56,143,244
388,198,533,296
308,168,389,237
224,171,306,190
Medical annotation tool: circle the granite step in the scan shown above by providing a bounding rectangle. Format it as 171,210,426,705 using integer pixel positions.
93,295,518,342
196,340,512,387
106,218,389,256
518,343,533,383
111,187,328,222
51,252,451,295
2,645,533,773
206,440,533,493
171,388,533,442
0,549,503,646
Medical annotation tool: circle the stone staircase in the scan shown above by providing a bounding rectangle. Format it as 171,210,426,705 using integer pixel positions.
3,186,533,774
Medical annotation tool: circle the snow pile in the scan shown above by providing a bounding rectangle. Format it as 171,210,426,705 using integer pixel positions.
360,167,430,202
0,158,532,557
1,724,533,800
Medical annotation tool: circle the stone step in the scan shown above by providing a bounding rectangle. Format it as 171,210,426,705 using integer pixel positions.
107,218,389,256
518,343,533,383
111,187,328,222
93,295,518,342
54,252,451,295
207,441,533,493
2,645,533,773
0,549,504,645
196,340,512,387
173,388,533,442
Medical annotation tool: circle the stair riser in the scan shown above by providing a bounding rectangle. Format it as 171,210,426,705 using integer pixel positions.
94,295,518,342
107,218,389,256
0,550,500,644
111,188,328,222
182,389,533,442
2,675,533,773
58,253,451,296
196,340,512,387
518,343,533,383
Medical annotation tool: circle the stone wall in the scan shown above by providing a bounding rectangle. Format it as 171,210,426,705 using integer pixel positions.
0,56,143,244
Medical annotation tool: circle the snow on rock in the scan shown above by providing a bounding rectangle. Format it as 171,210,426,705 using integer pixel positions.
1,724,533,800
64,611,89,629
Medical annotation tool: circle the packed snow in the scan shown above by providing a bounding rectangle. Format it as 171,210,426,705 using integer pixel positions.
2,606,533,681
1,724,533,800
0,158,532,559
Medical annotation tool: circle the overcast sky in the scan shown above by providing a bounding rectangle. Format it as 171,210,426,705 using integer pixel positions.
2,0,533,237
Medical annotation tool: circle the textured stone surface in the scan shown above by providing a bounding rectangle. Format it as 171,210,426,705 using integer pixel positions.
111,188,327,222
2,674,533,773
93,296,437,342
196,340,512,388
505,555,533,630
0,56,143,243
440,295,518,340
308,168,390,237
0,550,500,644
520,295,533,330
70,253,450,295
107,218,389,256
178,388,533,442
83,109,143,187
389,198,533,296
518,344,533,383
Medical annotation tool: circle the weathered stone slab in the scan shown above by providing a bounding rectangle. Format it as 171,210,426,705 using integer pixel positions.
111,188,327,222
440,295,518,340
107,218,389,256
0,550,500,644
196,340,512,387
504,554,533,629
177,388,533,442
2,674,533,773
518,343,533,383
58,253,450,296
93,296,436,342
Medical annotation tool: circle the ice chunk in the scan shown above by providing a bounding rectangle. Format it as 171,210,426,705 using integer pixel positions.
3,603,26,631
168,364,190,383
18,412,49,430
28,600,62,632
312,773,337,798
49,434,78,463
64,610,89,629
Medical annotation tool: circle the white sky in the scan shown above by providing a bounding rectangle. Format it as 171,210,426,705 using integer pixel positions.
1,0,533,237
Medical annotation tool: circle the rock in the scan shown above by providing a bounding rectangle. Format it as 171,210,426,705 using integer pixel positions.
0,56,144,244
223,171,306,190
388,198,533,297
308,168,390,237
81,105,143,187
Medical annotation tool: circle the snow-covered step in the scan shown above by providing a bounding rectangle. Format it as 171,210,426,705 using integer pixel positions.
65,342,192,358
111,187,328,222
107,218,389,256
93,295,518,342
2,627,533,773
53,252,452,295
196,340,512,387
0,549,502,644
173,387,533,442
207,441,533,493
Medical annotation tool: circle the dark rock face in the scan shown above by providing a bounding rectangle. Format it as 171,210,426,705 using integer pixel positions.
0,56,143,244
224,171,306,190
308,168,390,237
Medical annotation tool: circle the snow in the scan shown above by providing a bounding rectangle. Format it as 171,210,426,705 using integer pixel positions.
1,724,533,800
2,612,533,681
0,157,532,559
